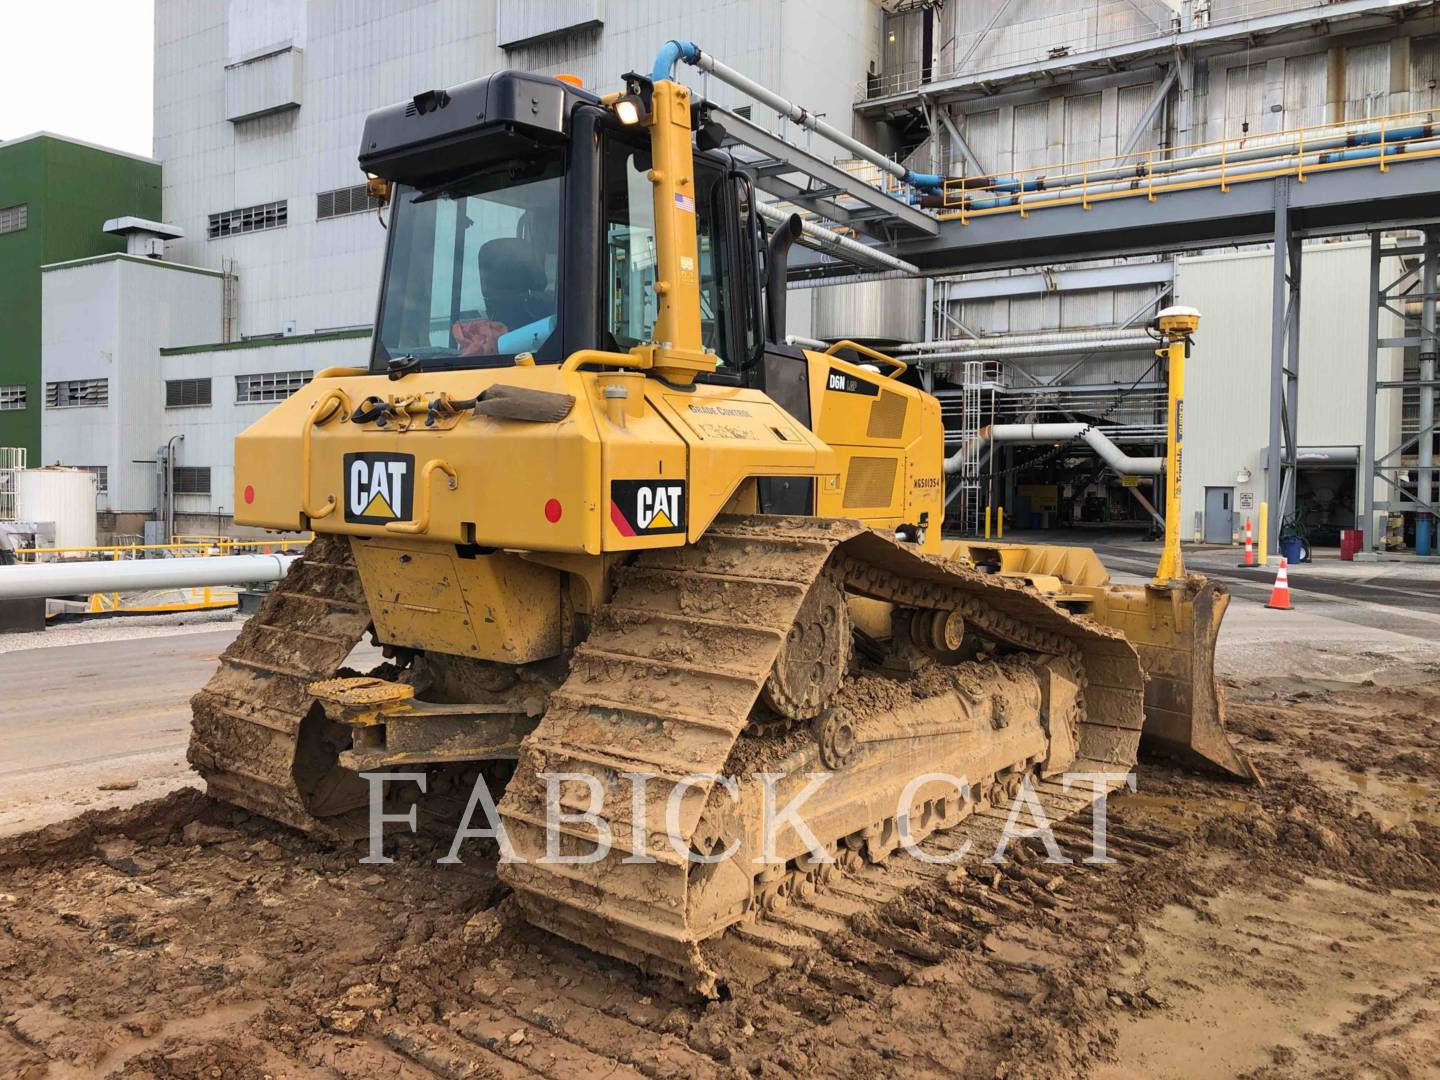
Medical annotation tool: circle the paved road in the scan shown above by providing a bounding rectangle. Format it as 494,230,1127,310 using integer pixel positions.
0,628,240,835
1083,542,1440,639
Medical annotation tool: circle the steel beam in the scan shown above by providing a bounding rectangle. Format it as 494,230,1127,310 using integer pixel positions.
712,105,937,238
936,261,1174,301
1362,232,1381,551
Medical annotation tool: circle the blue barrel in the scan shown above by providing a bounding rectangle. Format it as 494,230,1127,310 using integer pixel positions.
1279,536,1305,564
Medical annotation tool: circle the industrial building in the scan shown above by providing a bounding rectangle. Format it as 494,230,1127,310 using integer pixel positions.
0,133,161,463
15,0,1440,556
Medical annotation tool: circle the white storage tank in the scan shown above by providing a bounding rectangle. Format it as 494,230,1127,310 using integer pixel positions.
813,277,924,345
17,468,98,554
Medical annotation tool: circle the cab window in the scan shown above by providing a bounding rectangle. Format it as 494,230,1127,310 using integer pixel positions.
601,135,730,366
373,154,564,370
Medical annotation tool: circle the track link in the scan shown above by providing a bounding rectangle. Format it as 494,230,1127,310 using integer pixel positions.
187,535,374,839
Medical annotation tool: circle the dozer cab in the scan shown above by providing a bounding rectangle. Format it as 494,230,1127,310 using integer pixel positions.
189,52,1254,993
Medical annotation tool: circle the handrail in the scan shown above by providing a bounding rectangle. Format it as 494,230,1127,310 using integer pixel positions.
938,106,1440,223
302,388,352,520
385,459,457,535
823,339,909,378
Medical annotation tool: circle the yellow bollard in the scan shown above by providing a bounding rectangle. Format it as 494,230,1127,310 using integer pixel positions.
984,505,992,539
1258,501,1269,567
997,506,1005,539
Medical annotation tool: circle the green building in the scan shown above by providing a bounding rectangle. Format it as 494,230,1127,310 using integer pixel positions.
0,133,161,460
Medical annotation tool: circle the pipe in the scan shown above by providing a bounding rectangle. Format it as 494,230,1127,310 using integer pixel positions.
943,423,1163,476
912,338,1158,364
946,135,1440,212
652,40,943,192
899,328,1156,352
764,213,804,342
0,553,299,601
754,202,919,275
937,120,1436,201
1292,446,1361,464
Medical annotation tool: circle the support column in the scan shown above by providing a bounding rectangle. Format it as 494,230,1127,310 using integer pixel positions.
1361,232,1381,551
1419,229,1437,555
1265,181,1295,555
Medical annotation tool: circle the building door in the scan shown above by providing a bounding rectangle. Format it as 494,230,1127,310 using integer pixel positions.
1204,487,1234,544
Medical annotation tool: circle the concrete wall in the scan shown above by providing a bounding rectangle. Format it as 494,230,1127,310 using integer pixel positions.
41,255,225,515
1175,240,1404,538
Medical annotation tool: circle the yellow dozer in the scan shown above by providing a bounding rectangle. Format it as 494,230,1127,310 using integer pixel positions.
189,61,1254,993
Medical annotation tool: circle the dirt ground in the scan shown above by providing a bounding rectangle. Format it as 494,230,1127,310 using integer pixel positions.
1,674,1438,1079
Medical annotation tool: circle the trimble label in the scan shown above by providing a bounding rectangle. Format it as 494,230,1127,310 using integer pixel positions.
610,480,687,537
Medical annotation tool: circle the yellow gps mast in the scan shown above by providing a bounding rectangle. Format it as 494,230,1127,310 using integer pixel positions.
1153,305,1200,585
607,75,716,385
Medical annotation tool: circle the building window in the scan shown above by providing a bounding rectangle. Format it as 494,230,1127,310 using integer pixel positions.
235,370,311,403
208,200,288,239
45,379,109,408
317,183,384,221
165,377,213,408
77,466,108,493
172,466,211,495
0,204,26,234
0,385,25,410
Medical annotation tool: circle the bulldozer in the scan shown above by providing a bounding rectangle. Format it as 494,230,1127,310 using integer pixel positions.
189,50,1255,994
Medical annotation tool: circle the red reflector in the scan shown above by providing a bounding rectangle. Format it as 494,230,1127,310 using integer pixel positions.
544,498,563,523
243,484,255,504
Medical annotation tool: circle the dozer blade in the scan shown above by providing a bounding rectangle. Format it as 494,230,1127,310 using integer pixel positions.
1085,575,1259,784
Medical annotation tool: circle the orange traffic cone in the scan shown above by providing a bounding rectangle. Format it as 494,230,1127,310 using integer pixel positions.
1265,557,1292,610
1239,517,1256,567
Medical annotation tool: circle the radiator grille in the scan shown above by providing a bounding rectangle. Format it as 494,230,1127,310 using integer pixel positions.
843,456,898,509
867,389,909,439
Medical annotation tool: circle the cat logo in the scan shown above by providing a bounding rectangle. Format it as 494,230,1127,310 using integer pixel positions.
610,479,687,537
343,452,414,525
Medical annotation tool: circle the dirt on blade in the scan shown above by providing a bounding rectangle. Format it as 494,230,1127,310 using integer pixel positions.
1,678,1438,1079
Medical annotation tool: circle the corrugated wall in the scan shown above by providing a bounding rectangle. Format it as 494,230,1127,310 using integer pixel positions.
1174,243,1404,533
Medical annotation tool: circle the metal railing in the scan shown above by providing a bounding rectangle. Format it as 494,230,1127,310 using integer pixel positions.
939,107,1440,223
13,536,312,563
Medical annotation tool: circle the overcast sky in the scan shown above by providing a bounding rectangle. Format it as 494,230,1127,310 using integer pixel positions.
0,0,155,157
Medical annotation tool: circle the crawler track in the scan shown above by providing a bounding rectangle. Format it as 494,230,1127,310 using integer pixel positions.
187,535,374,839
497,515,1145,992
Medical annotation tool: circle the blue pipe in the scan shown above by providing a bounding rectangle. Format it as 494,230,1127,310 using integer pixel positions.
1419,518,1432,557
904,170,944,193
650,39,700,82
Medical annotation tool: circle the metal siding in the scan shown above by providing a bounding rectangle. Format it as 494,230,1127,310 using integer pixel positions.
497,0,603,49
1344,42,1390,119
1012,100,1050,172
1063,92,1105,165
1174,242,1403,534
1282,51,1328,129
1116,82,1157,154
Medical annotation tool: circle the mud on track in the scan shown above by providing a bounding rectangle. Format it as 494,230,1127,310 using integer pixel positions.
1,679,1438,1079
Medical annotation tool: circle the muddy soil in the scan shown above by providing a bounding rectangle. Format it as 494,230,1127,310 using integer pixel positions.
1,678,1438,1079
